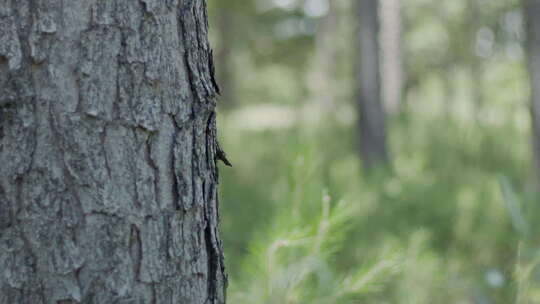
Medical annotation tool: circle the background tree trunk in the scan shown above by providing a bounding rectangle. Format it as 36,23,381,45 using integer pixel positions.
380,0,403,114
356,0,390,169
0,1,226,303
524,0,540,187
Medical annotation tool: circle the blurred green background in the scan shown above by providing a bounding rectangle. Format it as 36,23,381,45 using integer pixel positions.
207,0,540,303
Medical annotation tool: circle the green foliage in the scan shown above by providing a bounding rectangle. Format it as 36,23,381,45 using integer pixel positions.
218,111,530,303
208,0,540,302
220,122,402,304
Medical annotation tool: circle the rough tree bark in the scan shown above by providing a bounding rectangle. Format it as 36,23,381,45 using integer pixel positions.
525,0,540,186
356,0,390,169
0,0,227,303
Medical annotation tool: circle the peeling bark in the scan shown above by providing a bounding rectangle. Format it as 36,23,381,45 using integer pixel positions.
0,1,226,303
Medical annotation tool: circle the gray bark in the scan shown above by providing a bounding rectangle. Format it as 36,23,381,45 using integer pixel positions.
0,0,227,303
356,0,390,169
525,0,540,186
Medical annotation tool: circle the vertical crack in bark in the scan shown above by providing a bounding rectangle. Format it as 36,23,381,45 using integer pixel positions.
129,224,142,281
204,221,217,304
73,265,83,299
131,129,143,211
205,111,216,180
101,124,112,180
171,117,181,211
113,50,122,122
145,133,161,211
191,122,198,210
163,213,173,278
203,181,224,304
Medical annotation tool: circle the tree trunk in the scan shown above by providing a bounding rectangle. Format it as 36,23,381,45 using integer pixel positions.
0,1,227,303
380,0,403,114
524,0,540,187
356,0,390,169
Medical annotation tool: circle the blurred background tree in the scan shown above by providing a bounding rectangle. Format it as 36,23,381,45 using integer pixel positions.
208,0,539,302
380,0,404,114
525,0,540,188
356,0,391,170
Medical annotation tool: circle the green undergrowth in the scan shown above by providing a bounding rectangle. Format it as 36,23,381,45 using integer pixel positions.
218,110,534,303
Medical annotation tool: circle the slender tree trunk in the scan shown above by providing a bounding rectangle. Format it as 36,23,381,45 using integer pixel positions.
0,1,227,303
380,0,403,114
524,0,540,187
356,0,390,169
